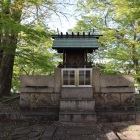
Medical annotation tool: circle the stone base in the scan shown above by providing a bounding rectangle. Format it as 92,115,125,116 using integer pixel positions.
60,99,95,111
59,111,96,122
61,87,93,99
94,93,135,111
96,111,136,122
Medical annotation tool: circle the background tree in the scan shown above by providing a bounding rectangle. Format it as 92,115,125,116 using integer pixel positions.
0,0,69,97
0,0,25,97
12,24,58,92
74,0,140,83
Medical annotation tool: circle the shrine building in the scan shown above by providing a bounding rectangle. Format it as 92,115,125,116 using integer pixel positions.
20,32,135,122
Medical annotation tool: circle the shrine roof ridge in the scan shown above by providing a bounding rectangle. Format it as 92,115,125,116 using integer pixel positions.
52,32,102,39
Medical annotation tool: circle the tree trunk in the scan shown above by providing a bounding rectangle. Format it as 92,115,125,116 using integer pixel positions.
0,8,2,68
0,35,17,96
0,32,2,97
0,0,24,96
0,35,2,68
131,33,140,82
0,35,4,97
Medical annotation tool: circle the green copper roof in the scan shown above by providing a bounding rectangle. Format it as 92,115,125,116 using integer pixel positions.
52,37,99,49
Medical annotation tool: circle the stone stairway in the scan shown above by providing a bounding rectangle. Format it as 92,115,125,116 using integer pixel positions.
59,87,96,122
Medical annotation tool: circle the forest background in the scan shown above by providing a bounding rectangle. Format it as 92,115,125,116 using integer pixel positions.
0,0,140,97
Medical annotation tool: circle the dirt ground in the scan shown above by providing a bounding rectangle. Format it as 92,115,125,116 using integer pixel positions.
0,121,140,140
1,95,140,139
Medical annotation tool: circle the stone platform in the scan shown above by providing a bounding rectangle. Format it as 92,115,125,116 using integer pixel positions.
59,87,96,122
19,68,136,123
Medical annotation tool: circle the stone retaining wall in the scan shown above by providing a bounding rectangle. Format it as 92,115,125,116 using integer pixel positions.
20,68,136,122
94,75,135,111
20,68,61,110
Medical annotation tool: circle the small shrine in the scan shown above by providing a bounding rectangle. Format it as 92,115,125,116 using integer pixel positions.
20,32,136,122
52,32,100,68
52,32,101,88
52,32,101,122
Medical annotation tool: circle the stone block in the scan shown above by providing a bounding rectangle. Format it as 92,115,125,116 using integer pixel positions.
59,114,71,122
92,68,100,93
84,114,97,122
60,99,95,111
60,100,76,111
30,93,60,108
51,93,60,106
20,75,54,87
72,114,84,122
30,93,51,108
54,87,61,94
59,112,96,122
20,93,31,107
121,93,135,106
104,93,120,106
54,68,61,92
78,100,95,111
100,75,134,87
61,87,93,99
94,94,105,107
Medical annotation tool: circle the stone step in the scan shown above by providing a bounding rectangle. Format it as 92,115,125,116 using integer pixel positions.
59,111,96,122
61,87,93,99
60,99,95,111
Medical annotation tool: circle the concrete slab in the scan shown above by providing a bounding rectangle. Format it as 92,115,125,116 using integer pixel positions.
100,75,134,87
60,99,95,111
92,67,100,93
59,111,96,122
54,68,61,92
61,87,93,99
116,132,128,140
41,125,56,139
20,75,54,87
103,126,119,140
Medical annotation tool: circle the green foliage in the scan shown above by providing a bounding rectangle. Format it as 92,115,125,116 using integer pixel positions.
0,0,60,94
12,24,58,92
75,0,140,83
